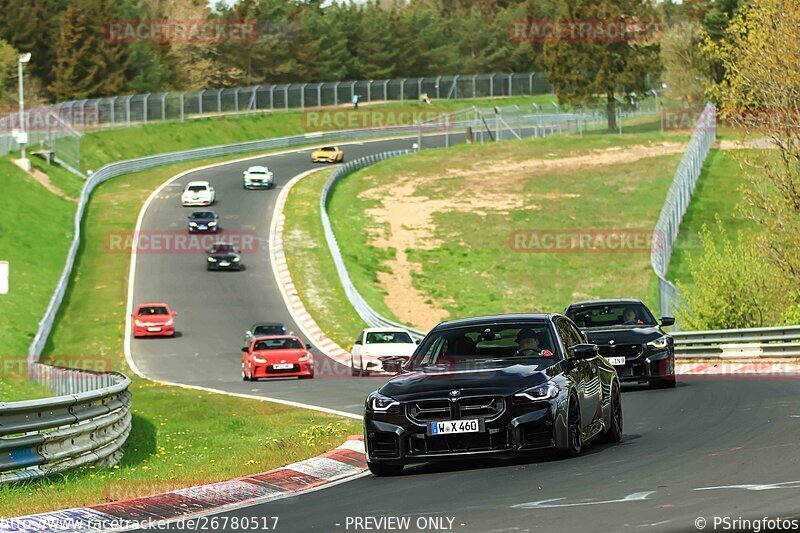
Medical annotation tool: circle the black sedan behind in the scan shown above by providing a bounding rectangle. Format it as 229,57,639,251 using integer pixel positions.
206,242,242,271
565,299,675,388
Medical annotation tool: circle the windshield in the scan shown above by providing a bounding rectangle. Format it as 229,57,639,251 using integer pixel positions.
253,338,303,350
566,303,657,328
248,169,267,174
253,325,286,336
138,306,168,316
187,185,208,192
190,211,214,219
408,322,559,371
321,146,336,151
366,331,413,344
210,244,235,254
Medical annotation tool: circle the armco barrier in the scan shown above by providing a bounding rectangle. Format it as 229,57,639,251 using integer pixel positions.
0,364,131,484
673,325,800,358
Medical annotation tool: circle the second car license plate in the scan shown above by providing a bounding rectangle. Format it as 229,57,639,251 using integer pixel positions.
147,327,161,332
219,261,230,266
608,356,626,366
273,363,294,370
428,419,480,436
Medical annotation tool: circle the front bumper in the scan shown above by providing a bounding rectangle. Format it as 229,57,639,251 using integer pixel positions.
616,350,674,382
364,398,567,465
133,325,174,337
207,261,242,270
250,362,313,378
244,181,272,189
189,226,218,233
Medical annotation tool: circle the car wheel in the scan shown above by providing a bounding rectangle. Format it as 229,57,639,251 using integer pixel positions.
603,382,623,443
652,375,677,388
367,461,404,476
562,394,583,458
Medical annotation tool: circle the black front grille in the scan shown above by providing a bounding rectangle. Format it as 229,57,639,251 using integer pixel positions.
407,396,504,423
521,426,553,448
267,364,300,373
598,344,643,359
407,400,451,423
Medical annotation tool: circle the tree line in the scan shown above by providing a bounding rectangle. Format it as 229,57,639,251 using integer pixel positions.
0,0,736,109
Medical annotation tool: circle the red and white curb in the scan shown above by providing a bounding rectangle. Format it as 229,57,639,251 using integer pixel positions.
269,168,353,367
677,360,800,375
0,436,367,532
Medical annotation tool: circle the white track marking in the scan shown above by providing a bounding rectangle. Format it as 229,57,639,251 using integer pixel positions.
512,491,655,509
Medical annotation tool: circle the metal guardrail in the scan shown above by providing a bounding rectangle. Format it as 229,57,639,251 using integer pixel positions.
650,103,717,323
673,325,800,358
0,364,131,484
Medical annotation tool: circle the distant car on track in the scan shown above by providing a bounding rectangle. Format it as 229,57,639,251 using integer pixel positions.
131,302,177,338
363,314,622,476
241,335,314,380
243,322,288,348
243,165,274,189
206,242,242,271
181,181,215,206
187,210,219,233
311,146,344,163
564,298,676,388
351,328,417,376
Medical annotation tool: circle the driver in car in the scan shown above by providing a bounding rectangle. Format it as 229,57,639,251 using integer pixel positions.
515,328,552,357
623,307,643,325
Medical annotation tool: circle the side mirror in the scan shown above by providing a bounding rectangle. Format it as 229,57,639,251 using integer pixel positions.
414,339,420,345
570,343,599,360
241,346,249,352
354,340,362,345
305,343,312,350
660,316,675,327
172,312,178,317
381,356,409,374
245,330,252,336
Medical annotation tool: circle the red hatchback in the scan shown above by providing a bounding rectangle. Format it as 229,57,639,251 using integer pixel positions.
242,335,314,380
131,302,176,337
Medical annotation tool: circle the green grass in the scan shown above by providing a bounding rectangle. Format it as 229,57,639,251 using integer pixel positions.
327,130,689,329
80,95,559,172
30,157,85,199
0,152,360,517
282,169,367,350
0,370,53,401
667,147,761,289
0,158,75,358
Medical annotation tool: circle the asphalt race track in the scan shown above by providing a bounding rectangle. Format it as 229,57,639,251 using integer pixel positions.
129,136,800,532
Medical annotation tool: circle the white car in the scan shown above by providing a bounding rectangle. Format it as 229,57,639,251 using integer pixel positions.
181,181,215,206
351,328,417,376
243,165,274,189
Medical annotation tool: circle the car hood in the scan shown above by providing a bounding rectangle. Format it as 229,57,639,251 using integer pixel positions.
583,326,663,344
190,217,216,223
136,315,172,324
379,363,559,402
362,343,417,358
250,348,307,361
209,253,239,260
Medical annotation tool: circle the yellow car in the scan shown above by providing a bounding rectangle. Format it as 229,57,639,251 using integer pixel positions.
311,146,344,163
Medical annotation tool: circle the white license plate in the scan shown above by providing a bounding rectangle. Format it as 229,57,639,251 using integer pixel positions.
219,261,230,266
147,327,161,332
608,356,626,366
428,419,480,436
273,363,294,370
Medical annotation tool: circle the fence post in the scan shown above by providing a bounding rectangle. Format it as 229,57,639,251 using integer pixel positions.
161,93,167,120
490,74,494,97
284,85,288,112
383,80,389,102
234,88,241,113
143,93,149,124
269,85,275,110
472,75,477,98
529,73,534,95
110,96,116,125
400,78,405,101
317,83,322,108
367,80,372,103
216,89,222,114
508,73,513,96
334,82,340,105
180,92,185,122
301,83,307,111
198,89,205,116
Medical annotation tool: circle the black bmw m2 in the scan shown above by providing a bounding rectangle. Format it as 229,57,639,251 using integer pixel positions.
363,314,623,476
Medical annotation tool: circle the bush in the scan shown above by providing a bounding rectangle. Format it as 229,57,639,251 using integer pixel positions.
678,218,784,330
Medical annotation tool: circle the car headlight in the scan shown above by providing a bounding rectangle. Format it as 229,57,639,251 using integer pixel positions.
646,335,669,350
366,392,399,413
298,352,312,362
134,319,144,326
253,356,267,364
189,222,197,226
207,257,217,262
208,221,217,226
164,319,173,327
514,382,560,403
232,256,240,262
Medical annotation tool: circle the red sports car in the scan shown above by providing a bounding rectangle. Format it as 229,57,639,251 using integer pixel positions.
241,335,314,380
131,302,176,337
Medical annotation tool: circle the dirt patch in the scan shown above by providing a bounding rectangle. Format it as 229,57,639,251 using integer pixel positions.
360,142,686,330
22,163,77,202
718,138,775,150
